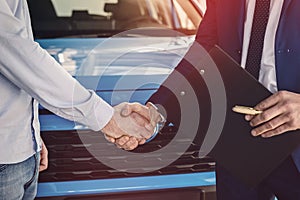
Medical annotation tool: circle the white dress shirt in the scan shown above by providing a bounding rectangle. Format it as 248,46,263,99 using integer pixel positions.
241,0,284,93
0,0,114,164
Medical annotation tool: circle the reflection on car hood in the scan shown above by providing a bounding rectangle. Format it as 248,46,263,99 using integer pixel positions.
37,36,195,76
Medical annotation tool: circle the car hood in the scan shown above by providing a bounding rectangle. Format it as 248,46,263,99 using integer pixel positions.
38,36,194,130
38,36,194,74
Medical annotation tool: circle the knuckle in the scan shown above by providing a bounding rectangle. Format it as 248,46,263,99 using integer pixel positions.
265,123,274,130
260,113,268,121
286,104,294,111
286,113,294,121
130,102,139,109
277,90,286,97
118,139,126,145
132,103,139,109
131,137,138,143
127,142,137,150
289,120,297,128
256,127,264,134
276,126,285,134
272,128,280,135
127,140,134,147
280,91,292,99
283,115,291,122
258,102,266,109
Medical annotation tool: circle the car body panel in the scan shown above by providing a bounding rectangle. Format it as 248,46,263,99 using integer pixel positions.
37,172,215,197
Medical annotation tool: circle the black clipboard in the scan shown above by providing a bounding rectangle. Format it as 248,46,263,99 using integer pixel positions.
206,46,300,186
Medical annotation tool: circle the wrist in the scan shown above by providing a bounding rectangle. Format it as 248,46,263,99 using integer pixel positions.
146,114,166,143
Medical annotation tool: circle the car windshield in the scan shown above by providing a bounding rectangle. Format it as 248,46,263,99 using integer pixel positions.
28,0,203,38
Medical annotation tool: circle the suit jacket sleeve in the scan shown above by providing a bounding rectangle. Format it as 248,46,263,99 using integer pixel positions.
147,0,218,127
196,0,218,51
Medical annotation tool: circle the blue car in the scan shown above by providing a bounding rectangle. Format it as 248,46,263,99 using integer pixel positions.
28,0,216,199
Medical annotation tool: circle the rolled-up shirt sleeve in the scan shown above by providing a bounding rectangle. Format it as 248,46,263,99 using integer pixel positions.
0,1,114,131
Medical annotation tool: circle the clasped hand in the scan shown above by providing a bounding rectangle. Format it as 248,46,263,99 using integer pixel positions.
101,102,164,150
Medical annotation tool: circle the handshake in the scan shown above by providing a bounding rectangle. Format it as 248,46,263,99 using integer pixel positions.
101,102,165,150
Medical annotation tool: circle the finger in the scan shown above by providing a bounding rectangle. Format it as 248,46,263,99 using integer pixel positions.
101,115,130,139
125,103,151,121
145,123,155,132
124,137,139,151
129,115,154,139
39,157,48,172
115,136,130,146
129,112,156,133
111,103,154,140
104,134,116,143
245,115,254,121
251,115,290,136
254,92,283,111
138,138,146,145
130,112,149,126
146,102,158,110
250,105,283,127
138,127,153,139
261,123,293,138
122,103,154,132
117,137,139,151
120,104,131,117
39,142,48,172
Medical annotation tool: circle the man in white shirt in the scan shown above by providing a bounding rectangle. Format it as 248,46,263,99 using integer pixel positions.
0,0,162,199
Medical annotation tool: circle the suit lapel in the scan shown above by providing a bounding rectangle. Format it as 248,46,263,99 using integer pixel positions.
275,0,293,57
281,0,292,14
224,0,245,49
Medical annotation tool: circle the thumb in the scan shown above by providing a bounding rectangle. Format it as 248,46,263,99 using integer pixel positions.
121,105,131,117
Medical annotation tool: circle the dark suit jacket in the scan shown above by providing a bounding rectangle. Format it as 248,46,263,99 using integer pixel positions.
196,0,300,170
197,0,300,93
149,0,300,171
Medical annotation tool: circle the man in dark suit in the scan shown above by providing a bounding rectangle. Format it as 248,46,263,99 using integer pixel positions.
197,0,300,199
150,0,300,199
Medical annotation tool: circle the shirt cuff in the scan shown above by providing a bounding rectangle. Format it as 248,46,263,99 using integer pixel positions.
86,91,114,131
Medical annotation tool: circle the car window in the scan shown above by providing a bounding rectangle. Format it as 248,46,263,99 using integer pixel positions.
173,0,202,30
27,0,203,38
51,0,117,17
